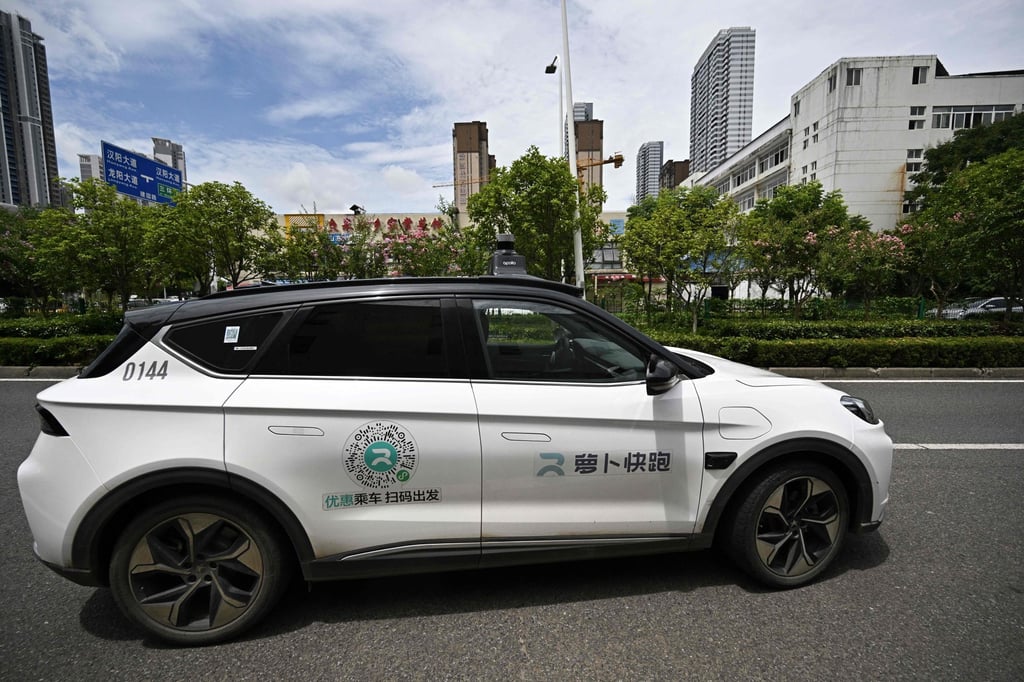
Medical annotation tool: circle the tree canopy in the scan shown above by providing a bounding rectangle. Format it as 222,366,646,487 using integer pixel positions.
467,146,609,282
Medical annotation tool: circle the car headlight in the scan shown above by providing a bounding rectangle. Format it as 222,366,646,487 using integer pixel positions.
841,395,878,424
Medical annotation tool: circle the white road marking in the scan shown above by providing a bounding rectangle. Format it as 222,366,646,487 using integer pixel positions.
895,443,1024,450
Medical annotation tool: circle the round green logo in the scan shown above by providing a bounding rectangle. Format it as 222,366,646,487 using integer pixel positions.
364,441,398,472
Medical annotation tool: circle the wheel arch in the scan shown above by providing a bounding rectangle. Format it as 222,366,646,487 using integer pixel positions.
71,467,314,587
703,437,874,543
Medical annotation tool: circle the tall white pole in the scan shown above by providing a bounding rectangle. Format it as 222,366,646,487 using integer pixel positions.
561,0,584,290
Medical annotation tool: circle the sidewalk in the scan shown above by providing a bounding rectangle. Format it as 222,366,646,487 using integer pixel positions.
3,366,1024,380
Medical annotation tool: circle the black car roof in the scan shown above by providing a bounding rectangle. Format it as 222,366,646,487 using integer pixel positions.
126,276,584,328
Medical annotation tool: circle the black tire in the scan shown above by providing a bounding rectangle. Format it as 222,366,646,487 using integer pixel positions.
109,496,290,645
724,461,849,588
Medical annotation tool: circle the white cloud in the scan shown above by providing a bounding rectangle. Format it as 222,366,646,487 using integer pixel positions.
15,0,1024,215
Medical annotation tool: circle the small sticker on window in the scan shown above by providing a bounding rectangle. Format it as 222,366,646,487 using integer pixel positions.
223,326,240,343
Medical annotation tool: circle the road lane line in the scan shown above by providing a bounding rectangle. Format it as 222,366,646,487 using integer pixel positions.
895,443,1024,450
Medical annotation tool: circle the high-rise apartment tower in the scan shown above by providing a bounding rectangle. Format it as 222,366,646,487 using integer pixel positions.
451,122,494,217
690,27,755,174
0,12,61,207
635,141,664,202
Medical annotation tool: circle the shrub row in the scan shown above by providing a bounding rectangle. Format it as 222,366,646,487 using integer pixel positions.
0,336,114,367
2,333,1022,369
692,319,1024,340
0,313,124,338
649,334,1024,368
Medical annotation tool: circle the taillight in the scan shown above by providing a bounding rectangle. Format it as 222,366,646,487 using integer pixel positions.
36,404,69,437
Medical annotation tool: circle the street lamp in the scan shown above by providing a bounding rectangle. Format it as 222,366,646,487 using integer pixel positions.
544,56,563,157
559,0,584,289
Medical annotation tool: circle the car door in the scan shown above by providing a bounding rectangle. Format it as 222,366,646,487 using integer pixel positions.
222,297,481,566
464,297,704,555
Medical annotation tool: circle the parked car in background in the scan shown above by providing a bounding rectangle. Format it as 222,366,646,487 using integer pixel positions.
925,297,981,319
957,297,1023,319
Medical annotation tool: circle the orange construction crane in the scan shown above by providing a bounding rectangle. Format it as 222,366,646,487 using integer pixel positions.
432,177,490,188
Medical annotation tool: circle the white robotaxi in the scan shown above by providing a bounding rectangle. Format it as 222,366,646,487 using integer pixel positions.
18,245,892,645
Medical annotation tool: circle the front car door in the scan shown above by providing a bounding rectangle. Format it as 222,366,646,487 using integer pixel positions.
462,296,705,562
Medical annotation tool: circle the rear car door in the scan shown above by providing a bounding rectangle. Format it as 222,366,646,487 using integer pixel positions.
221,297,481,567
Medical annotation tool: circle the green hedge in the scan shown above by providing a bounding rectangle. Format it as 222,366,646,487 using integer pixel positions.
0,335,115,366
4,333,1021,369
647,334,1024,368
662,319,1023,340
0,313,123,338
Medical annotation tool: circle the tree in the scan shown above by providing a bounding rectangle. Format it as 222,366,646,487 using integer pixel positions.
838,228,907,316
0,207,39,302
173,181,280,289
467,146,608,282
745,182,859,318
339,216,388,279
67,179,150,310
276,214,345,282
620,185,741,332
919,148,1024,320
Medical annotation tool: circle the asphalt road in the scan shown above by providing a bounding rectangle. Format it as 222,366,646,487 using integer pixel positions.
1,379,1022,681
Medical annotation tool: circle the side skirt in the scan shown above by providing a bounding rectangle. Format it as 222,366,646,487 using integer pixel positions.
302,534,699,582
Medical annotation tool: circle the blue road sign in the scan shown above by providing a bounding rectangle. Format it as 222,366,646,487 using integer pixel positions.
101,141,183,205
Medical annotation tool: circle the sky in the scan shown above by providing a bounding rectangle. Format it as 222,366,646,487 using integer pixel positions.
9,0,1024,215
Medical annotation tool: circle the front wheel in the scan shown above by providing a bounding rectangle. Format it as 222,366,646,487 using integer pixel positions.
724,462,849,588
109,496,290,645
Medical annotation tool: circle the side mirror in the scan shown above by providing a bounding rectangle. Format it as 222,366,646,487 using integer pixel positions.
646,355,680,395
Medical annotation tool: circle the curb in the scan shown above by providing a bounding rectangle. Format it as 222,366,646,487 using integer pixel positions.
3,366,1024,381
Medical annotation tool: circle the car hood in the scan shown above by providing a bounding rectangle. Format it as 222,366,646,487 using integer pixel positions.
666,346,818,387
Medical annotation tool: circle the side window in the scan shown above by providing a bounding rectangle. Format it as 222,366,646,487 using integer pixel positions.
473,299,647,383
259,299,448,378
165,312,284,373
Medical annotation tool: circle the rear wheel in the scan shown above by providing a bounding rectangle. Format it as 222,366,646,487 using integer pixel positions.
109,496,289,645
724,462,849,588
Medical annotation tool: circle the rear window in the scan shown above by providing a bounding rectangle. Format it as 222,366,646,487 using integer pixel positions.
255,299,449,378
165,312,285,373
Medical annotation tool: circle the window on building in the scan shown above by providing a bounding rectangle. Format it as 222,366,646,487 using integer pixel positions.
912,66,928,84
931,105,1015,130
804,127,810,137
813,121,819,131
793,100,801,115
908,119,925,130
758,145,788,174
738,193,755,211
846,68,862,86
811,161,817,171
733,164,756,188
910,106,926,116
907,149,923,159
803,139,809,150
902,200,922,214
810,173,816,181
812,134,819,143
906,162,922,172
827,69,837,92
801,165,808,175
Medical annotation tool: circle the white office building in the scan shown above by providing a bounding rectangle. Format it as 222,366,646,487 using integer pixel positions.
694,55,1024,232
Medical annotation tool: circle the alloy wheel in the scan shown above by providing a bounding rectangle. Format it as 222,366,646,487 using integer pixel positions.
754,475,842,578
126,512,265,632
